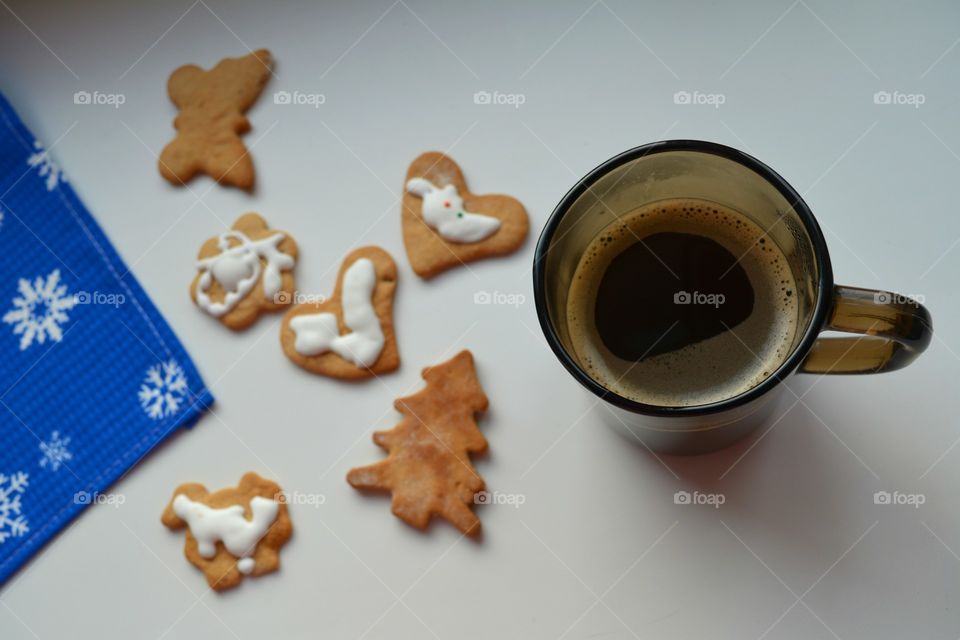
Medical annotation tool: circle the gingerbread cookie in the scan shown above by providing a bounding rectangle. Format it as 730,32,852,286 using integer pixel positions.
280,246,399,380
159,49,272,190
347,350,489,536
191,213,298,330
161,472,292,591
403,152,529,278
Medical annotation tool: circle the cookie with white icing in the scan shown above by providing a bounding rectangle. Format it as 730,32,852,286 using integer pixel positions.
402,152,528,279
280,246,399,380
191,213,298,330
161,472,292,591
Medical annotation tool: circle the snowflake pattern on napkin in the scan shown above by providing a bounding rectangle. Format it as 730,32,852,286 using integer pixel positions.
0,92,213,585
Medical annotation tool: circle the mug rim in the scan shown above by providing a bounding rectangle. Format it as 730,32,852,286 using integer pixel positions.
533,139,835,417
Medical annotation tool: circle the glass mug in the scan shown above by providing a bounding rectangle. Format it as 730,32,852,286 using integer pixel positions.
533,140,932,455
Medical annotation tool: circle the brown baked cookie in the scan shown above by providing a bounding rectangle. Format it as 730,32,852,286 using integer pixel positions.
159,49,272,190
161,472,293,592
347,350,489,536
280,246,399,380
191,213,297,330
403,152,528,279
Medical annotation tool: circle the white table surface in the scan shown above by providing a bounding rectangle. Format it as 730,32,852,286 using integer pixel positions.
1,1,958,638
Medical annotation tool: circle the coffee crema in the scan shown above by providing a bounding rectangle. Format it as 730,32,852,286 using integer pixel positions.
566,198,799,407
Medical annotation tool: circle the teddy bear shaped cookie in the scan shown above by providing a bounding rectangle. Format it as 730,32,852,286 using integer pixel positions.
159,49,272,190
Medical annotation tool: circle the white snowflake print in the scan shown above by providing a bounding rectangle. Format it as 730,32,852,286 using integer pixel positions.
2,269,77,351
138,359,188,420
26,140,66,192
39,431,73,472
0,471,29,545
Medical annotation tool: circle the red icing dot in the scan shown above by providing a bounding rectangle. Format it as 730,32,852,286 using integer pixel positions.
443,201,451,208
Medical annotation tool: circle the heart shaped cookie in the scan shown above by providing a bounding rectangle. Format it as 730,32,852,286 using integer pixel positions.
402,152,528,279
191,212,298,331
280,246,399,380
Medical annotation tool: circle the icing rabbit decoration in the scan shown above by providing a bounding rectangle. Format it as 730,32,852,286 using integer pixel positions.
195,230,294,317
405,178,501,243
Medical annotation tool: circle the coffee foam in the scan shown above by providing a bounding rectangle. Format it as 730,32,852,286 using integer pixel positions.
566,198,799,407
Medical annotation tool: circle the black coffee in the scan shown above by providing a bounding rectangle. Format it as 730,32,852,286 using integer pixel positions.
595,232,755,362
566,198,799,407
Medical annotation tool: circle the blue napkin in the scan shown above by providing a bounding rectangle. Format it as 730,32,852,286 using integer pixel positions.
0,93,213,585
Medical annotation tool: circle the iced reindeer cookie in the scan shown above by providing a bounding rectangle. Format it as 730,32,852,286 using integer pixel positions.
280,246,399,380
159,49,273,190
161,472,292,591
403,152,529,278
191,213,298,330
348,351,489,537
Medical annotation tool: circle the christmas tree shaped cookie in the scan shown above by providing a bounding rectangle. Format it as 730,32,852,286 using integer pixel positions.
347,350,489,536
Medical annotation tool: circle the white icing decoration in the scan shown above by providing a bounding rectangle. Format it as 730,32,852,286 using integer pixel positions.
172,494,279,572
406,177,501,243
289,257,385,367
195,230,294,317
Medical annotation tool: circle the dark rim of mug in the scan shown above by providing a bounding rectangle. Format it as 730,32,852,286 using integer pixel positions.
533,140,834,417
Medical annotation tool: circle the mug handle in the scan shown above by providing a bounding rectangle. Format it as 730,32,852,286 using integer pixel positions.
798,285,932,374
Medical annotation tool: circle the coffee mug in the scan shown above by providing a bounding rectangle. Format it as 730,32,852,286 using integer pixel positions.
533,140,932,455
